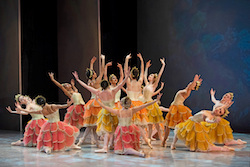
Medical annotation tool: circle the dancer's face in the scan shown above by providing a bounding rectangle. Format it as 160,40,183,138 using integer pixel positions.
222,93,232,102
110,76,118,84
148,74,154,82
92,71,97,79
63,83,72,91
18,95,30,104
213,106,225,116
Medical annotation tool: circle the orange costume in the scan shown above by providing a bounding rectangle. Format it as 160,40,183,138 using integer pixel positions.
127,90,148,126
165,91,192,129
37,110,79,152
83,92,102,127
64,92,85,129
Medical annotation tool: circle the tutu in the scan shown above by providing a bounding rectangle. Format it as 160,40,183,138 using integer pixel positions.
114,124,140,154
83,99,102,126
175,118,214,152
165,105,192,129
64,104,84,129
145,101,164,124
23,117,47,147
201,118,233,144
131,101,149,126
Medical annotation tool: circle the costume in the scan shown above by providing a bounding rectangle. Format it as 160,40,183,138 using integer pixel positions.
37,110,79,152
201,102,233,144
127,90,148,126
83,92,102,127
143,86,164,124
114,116,140,154
110,85,122,109
175,111,215,151
96,99,118,135
165,91,192,129
64,92,85,129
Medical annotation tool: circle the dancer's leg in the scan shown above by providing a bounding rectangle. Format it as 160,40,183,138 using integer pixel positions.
95,133,110,153
77,127,92,146
209,145,234,152
92,126,99,147
155,123,163,141
147,124,153,140
123,148,145,157
138,126,153,149
171,133,178,150
225,139,247,146
161,126,170,147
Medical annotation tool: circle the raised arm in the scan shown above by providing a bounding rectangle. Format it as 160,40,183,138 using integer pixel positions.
104,61,112,81
6,106,29,115
48,72,71,98
210,88,219,104
144,60,151,85
72,71,100,95
111,68,130,94
131,93,162,114
138,53,144,83
96,97,118,115
182,74,203,98
14,103,42,114
117,63,124,85
124,53,131,83
152,82,164,96
95,55,105,84
51,99,72,111
90,56,97,70
153,58,165,88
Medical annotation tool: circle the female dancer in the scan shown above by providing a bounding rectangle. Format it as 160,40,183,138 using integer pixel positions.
49,72,85,129
171,103,235,152
6,94,47,147
96,93,162,157
143,59,165,142
77,56,105,146
72,68,129,153
15,96,80,154
201,89,246,145
124,53,152,148
104,61,124,108
162,74,202,147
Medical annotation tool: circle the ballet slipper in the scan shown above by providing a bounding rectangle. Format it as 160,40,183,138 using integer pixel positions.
139,150,146,158
11,140,23,146
76,138,83,146
71,144,81,150
95,148,108,153
44,147,52,154
171,144,176,150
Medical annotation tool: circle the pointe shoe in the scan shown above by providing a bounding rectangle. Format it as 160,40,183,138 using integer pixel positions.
45,148,52,154
11,140,22,146
76,139,83,146
139,150,146,158
72,144,81,150
95,148,108,153
171,144,176,150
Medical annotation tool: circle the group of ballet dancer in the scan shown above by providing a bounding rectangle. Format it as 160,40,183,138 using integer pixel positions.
6,53,246,157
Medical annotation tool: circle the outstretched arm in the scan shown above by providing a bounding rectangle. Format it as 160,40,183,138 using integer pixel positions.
14,103,42,114
183,74,203,98
104,61,112,81
144,60,151,85
112,69,130,94
48,72,71,98
131,93,162,114
138,53,144,84
96,97,118,115
124,53,131,83
210,88,219,104
72,71,100,94
159,106,169,112
117,63,124,85
51,99,73,111
6,106,29,115
152,82,164,96
153,58,165,88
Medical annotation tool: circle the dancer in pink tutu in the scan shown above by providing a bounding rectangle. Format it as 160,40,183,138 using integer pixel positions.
96,93,162,157
15,96,80,154
6,94,47,147
49,72,85,129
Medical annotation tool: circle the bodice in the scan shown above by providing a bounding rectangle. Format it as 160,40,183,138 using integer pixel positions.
118,117,132,126
29,103,45,120
90,87,102,99
45,110,60,123
143,85,154,102
30,114,45,120
102,99,115,108
72,92,85,105
189,111,204,123
171,91,185,106
126,91,140,101
110,85,121,103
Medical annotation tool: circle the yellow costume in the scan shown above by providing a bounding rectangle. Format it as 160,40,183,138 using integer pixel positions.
175,111,215,152
96,99,118,135
165,91,192,129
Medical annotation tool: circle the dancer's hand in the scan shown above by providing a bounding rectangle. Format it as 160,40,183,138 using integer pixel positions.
106,61,112,67
157,93,163,101
48,72,55,80
137,53,143,60
6,106,13,113
72,71,79,80
210,88,216,96
160,82,164,89
160,58,165,65
117,63,122,69
71,79,75,86
146,60,152,68
126,53,132,60
91,56,97,64
67,99,73,106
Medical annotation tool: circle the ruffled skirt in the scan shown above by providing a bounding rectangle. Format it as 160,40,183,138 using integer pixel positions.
175,119,214,151
23,118,47,147
145,101,164,124
64,104,85,129
83,99,102,126
37,121,79,151
165,105,192,129
114,124,140,154
201,118,234,144
131,101,148,126
96,108,118,135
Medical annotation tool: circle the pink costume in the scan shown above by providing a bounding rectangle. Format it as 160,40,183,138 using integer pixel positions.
37,110,79,152
114,115,140,154
64,92,85,129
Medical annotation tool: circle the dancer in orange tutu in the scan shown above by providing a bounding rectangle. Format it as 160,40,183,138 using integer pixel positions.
124,53,152,148
72,68,129,153
171,103,235,152
96,93,162,157
162,74,202,147
143,58,165,142
49,72,85,129
15,96,80,154
201,89,247,145
77,56,105,146
7,94,47,147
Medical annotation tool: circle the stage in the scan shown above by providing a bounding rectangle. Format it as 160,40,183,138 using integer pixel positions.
0,130,249,167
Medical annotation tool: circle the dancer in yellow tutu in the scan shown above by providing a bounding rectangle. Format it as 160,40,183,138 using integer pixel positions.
162,74,202,147
143,58,165,142
171,102,235,152
72,67,130,153
201,89,247,145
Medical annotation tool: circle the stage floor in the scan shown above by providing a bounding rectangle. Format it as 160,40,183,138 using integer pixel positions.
0,130,249,167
